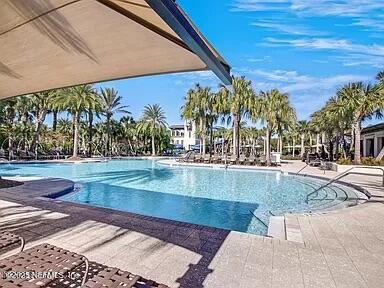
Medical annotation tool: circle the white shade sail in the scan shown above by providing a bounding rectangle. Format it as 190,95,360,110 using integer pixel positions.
0,0,231,99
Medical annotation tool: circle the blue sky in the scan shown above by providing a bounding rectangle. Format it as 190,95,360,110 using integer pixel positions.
95,0,384,126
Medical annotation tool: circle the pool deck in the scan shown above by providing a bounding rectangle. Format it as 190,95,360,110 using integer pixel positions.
0,161,384,287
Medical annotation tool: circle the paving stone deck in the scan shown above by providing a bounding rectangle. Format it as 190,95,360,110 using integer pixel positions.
0,161,383,287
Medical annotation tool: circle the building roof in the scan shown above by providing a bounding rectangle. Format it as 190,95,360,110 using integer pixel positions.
361,123,384,134
0,0,231,99
169,124,184,130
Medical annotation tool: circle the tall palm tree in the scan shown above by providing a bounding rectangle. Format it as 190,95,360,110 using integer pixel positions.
53,85,98,158
138,104,167,156
253,89,296,166
218,76,255,158
181,84,210,154
99,88,129,156
297,120,309,157
29,90,57,155
336,82,384,164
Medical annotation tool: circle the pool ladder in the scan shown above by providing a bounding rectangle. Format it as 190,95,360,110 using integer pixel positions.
306,166,384,203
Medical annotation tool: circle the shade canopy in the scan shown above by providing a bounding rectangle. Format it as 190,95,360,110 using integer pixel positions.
0,0,231,99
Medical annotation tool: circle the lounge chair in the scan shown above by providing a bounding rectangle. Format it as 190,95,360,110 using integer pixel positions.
0,243,89,286
306,153,321,166
18,150,33,160
259,155,267,166
229,155,238,165
238,155,246,165
194,155,203,163
0,242,169,288
245,155,256,166
186,154,195,163
203,154,211,163
0,231,25,253
211,155,222,164
83,267,168,288
177,151,191,162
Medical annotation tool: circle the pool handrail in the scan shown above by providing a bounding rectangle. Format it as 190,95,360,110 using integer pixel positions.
306,166,384,203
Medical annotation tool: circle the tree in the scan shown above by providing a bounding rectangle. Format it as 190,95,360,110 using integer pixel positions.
138,104,167,156
53,85,98,158
99,88,129,156
181,84,211,154
297,120,309,157
29,91,58,156
253,89,296,166
336,82,384,164
218,76,255,158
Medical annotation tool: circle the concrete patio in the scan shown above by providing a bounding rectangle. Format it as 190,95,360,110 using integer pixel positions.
0,161,383,287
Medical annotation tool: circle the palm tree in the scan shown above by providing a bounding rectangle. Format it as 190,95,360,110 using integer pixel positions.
29,90,57,155
53,85,98,158
336,82,384,164
218,76,255,158
253,89,296,166
181,84,210,154
138,104,167,156
99,88,129,156
297,120,309,157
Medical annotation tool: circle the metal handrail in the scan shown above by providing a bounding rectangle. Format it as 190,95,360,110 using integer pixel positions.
306,166,384,203
296,163,309,175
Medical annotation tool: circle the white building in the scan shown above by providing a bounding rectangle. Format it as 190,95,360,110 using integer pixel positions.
169,121,199,150
361,123,384,158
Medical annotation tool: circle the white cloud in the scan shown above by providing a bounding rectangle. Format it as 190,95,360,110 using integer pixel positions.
237,68,370,94
232,1,384,33
236,68,372,119
251,20,322,36
336,54,384,68
265,37,384,57
232,0,384,17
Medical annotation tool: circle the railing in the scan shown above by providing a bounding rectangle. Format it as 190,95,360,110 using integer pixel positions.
249,210,268,228
306,166,384,203
296,163,309,175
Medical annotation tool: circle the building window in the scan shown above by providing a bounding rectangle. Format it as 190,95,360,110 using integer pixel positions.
181,140,184,145
189,131,191,138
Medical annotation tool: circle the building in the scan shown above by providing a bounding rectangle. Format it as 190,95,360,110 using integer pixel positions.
170,121,199,150
361,123,384,158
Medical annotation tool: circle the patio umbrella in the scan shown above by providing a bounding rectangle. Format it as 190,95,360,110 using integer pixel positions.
0,0,231,99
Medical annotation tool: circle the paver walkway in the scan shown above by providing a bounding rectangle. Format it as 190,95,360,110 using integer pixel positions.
0,161,383,287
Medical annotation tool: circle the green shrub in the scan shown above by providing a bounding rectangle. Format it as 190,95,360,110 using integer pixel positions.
336,158,353,165
337,157,384,166
281,155,302,160
361,157,384,166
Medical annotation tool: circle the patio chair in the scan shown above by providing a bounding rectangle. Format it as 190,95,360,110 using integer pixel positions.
306,153,321,166
83,267,168,288
259,155,267,166
18,150,33,160
186,154,195,163
203,154,211,163
238,155,246,165
194,155,203,163
177,151,191,162
245,155,256,166
211,155,222,164
0,231,25,253
0,243,89,286
229,155,238,165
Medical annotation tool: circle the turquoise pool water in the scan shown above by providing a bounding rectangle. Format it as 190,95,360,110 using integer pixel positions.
0,160,361,235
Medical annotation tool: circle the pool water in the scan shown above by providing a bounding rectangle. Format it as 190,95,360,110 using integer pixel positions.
0,160,362,235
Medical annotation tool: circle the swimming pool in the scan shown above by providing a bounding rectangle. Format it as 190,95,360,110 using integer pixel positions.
0,160,364,235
